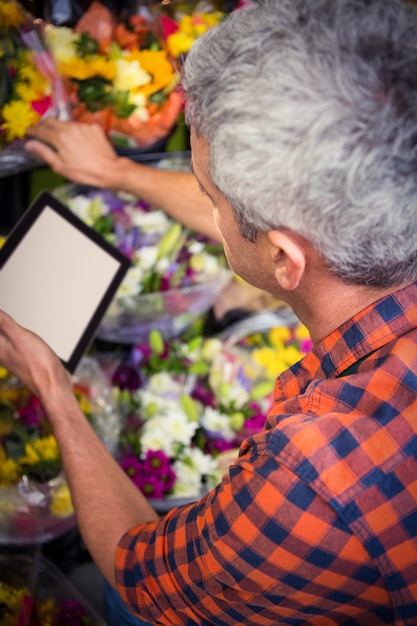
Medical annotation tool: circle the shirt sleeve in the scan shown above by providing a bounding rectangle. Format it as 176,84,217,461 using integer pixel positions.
115,447,389,625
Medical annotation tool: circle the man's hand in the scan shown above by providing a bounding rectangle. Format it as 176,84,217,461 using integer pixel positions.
25,119,119,188
0,310,72,405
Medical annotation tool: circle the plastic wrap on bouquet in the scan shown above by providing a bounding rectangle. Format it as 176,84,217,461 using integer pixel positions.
34,557,105,625
43,0,184,152
0,547,38,626
0,477,76,545
53,154,232,342
73,355,122,456
0,1,70,177
0,551,104,625
0,355,120,544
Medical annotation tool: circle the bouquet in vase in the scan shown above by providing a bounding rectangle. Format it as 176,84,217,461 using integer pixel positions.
110,318,312,505
0,356,118,544
56,179,231,342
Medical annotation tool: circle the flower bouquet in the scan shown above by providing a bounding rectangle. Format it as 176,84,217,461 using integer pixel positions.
44,0,183,150
0,0,69,176
0,549,37,626
0,552,104,626
0,356,118,544
55,165,231,343
150,0,228,70
109,317,311,510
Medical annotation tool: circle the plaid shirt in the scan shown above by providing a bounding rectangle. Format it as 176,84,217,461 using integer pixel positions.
115,281,417,625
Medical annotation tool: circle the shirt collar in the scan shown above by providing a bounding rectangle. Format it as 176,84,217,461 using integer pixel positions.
277,281,417,399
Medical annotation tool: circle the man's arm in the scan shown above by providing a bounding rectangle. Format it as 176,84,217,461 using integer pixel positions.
0,310,159,587
25,119,219,239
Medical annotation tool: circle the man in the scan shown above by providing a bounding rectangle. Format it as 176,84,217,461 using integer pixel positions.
1,0,417,623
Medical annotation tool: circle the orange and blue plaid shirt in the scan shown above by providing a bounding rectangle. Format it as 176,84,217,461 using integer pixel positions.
115,281,417,625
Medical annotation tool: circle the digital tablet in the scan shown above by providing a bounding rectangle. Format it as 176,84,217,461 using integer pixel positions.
0,190,130,372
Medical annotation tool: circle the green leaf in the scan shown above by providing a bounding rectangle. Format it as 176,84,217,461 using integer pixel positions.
75,32,99,57
112,91,137,119
94,214,114,235
75,77,112,112
188,361,209,376
180,395,200,422
149,329,165,355
149,90,166,105
250,380,275,400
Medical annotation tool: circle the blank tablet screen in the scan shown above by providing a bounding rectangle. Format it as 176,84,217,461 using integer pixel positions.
0,191,130,372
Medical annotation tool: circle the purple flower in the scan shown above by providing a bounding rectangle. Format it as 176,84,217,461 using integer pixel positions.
136,199,151,212
140,473,171,499
143,449,170,471
56,599,87,625
18,396,46,428
124,414,143,431
112,208,134,229
192,384,215,407
244,413,266,432
208,439,236,454
131,343,152,365
120,455,145,489
120,451,176,498
300,338,314,353
143,450,176,492
112,362,143,391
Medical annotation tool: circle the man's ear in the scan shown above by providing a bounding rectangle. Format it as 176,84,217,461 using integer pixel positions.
267,230,307,291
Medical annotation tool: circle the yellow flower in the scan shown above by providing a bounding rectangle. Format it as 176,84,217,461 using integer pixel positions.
252,341,304,380
252,346,280,378
76,394,92,418
15,79,48,103
166,12,224,58
1,99,40,141
19,67,49,92
36,599,56,626
114,58,151,92
127,50,175,97
59,56,115,81
0,446,21,486
50,482,74,517
294,324,311,340
167,31,195,58
269,326,292,346
20,435,60,465
201,12,225,28
44,24,78,63
0,1,24,28
193,23,209,37
0,581,28,624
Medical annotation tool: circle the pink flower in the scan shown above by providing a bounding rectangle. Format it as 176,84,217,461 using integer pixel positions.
120,451,176,498
140,474,170,500
31,96,52,116
120,455,144,489
18,396,47,428
143,450,176,493
301,338,314,353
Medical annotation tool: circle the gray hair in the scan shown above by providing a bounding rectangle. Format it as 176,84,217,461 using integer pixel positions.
182,0,417,287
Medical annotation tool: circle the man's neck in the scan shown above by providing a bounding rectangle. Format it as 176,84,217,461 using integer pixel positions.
289,277,408,345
